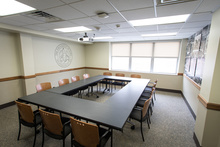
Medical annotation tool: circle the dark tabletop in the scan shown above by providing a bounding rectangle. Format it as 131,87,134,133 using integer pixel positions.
18,75,149,130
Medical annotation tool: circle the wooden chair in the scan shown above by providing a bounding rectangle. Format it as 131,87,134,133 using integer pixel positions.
136,88,155,119
99,72,112,92
112,73,126,90
128,97,152,142
71,76,84,98
15,101,42,147
71,76,80,82
58,79,69,86
70,117,112,147
83,73,99,98
130,74,141,78
144,79,158,101
36,82,52,92
39,109,71,147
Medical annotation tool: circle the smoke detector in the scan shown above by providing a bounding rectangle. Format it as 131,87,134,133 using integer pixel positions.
97,12,109,19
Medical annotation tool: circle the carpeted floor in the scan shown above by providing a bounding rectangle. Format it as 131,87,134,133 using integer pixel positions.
0,89,196,147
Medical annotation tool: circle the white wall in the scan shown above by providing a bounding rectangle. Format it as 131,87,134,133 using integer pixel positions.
0,31,24,105
85,42,109,68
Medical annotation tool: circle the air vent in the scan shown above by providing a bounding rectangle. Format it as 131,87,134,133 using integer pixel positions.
23,11,63,23
157,0,197,6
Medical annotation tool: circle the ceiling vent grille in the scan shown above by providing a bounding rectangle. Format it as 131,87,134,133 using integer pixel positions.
157,0,197,6
23,11,63,23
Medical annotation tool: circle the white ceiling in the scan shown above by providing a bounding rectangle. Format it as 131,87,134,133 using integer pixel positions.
0,0,219,42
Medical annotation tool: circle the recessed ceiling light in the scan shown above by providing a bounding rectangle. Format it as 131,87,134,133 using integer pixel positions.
94,36,113,40
141,32,177,37
54,26,92,32
129,14,190,26
0,0,36,16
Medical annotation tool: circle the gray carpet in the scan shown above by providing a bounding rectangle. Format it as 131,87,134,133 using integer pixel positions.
0,89,196,147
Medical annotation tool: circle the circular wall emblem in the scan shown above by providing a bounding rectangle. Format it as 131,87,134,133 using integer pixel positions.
54,43,72,68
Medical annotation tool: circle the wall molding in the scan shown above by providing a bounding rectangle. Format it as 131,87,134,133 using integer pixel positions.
184,74,201,90
0,67,85,82
198,94,220,111
193,132,201,147
178,73,183,76
0,101,15,110
85,67,109,70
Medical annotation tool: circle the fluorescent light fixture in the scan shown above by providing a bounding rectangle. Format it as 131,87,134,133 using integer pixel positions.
94,36,113,40
54,26,92,32
142,32,177,37
0,0,36,16
129,14,190,26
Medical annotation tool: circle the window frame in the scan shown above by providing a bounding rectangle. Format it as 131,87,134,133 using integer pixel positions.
110,40,181,74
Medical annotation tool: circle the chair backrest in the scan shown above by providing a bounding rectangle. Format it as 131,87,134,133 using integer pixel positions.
71,76,80,82
83,73,90,79
36,82,52,92
115,73,125,77
58,79,69,86
39,109,63,136
130,74,141,78
70,117,99,147
142,97,152,118
15,101,34,123
103,72,112,76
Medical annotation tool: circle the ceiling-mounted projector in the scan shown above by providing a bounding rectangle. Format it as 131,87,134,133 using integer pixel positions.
78,33,94,42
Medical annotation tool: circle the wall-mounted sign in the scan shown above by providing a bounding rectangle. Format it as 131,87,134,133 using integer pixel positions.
54,43,72,68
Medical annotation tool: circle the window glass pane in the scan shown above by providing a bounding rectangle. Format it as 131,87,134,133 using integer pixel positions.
131,43,153,56
131,58,151,72
112,43,130,56
154,42,180,57
112,57,129,70
153,58,177,73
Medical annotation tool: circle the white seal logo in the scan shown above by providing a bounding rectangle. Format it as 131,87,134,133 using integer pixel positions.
54,44,72,68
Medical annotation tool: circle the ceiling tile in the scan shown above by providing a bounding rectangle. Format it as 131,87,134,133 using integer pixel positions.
22,25,48,31
135,25,158,31
16,0,64,10
3,15,42,25
61,0,83,4
121,7,155,20
92,13,125,24
105,21,131,29
70,0,116,16
156,1,201,17
70,17,101,26
187,13,212,22
158,23,184,30
44,5,86,20
109,0,154,11
0,18,26,26
183,21,211,29
196,0,220,13
48,21,77,28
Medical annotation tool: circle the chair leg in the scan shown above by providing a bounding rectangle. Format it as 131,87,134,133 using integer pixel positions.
17,121,21,140
42,126,44,147
154,91,156,100
140,121,144,142
33,126,37,147
63,139,65,147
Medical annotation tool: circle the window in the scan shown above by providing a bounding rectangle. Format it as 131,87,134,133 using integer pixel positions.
111,41,180,74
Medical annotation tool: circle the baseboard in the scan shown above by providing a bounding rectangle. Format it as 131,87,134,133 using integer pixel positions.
0,101,15,110
156,88,181,93
193,132,202,147
181,92,196,120
157,88,196,120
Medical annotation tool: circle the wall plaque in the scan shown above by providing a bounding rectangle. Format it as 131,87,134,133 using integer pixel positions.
54,43,72,68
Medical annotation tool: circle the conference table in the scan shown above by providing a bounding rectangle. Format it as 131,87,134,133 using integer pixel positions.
18,75,150,146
